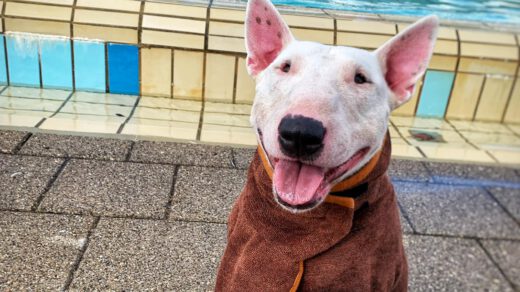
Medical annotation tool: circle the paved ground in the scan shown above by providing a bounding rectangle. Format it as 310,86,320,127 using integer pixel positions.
0,129,519,291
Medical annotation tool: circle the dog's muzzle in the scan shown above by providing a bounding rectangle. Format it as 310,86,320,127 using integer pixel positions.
277,115,325,160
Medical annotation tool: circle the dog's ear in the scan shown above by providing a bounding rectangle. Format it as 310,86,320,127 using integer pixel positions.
245,0,294,77
375,15,439,109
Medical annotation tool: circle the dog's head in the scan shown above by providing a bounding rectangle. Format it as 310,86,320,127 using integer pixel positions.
246,0,438,212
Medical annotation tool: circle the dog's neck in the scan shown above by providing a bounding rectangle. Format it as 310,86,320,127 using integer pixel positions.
257,133,391,210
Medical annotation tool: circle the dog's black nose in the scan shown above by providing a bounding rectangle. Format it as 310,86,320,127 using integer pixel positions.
278,115,326,159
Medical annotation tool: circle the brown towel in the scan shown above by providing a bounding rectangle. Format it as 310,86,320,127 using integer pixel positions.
216,135,407,291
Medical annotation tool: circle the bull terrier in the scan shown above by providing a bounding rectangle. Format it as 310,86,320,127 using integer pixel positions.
216,0,438,290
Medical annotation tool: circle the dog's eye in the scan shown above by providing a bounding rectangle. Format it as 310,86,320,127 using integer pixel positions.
354,73,367,84
281,62,291,73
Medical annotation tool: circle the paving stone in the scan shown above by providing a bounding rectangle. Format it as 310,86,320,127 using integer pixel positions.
480,239,520,290
171,166,247,223
40,159,175,218
398,204,414,233
487,187,520,222
404,235,512,291
70,218,226,291
389,159,432,182
0,154,63,210
396,182,520,239
232,147,256,169
130,140,234,168
424,161,520,186
19,133,132,161
0,211,93,290
0,130,28,153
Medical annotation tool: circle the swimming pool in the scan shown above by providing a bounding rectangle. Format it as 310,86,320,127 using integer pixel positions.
275,0,520,25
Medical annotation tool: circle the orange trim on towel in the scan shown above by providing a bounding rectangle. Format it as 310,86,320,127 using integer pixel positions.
290,261,304,292
324,195,355,209
330,148,382,193
258,145,273,179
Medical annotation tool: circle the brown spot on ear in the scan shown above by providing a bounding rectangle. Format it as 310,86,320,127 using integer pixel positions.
256,16,262,24
266,19,272,26
277,31,282,38
264,6,267,11
401,34,408,41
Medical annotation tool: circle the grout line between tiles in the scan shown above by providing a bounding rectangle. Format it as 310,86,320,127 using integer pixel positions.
62,216,100,291
397,201,417,234
2,36,10,86
472,75,487,121
445,119,481,150
50,91,75,118
163,166,179,220
414,146,427,158
442,29,461,118
34,117,47,128
475,239,517,291
482,187,520,227
500,34,520,123
124,140,135,162
232,56,238,104
0,86,8,95
116,95,141,134
31,157,70,212
196,0,213,142
12,132,33,154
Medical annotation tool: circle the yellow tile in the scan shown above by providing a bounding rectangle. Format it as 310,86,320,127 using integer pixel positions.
0,97,63,112
503,78,520,124
141,30,204,49
458,30,516,45
475,76,514,122
201,124,257,146
204,54,236,102
398,24,456,40
73,24,137,43
428,55,457,71
337,32,392,49
74,9,139,28
460,131,520,149
392,79,422,116
70,92,137,106
390,116,454,130
390,136,407,144
209,21,244,37
5,2,71,21
139,96,202,111
204,102,252,114
132,107,200,123
433,40,458,55
339,20,395,34
281,14,333,30
145,2,207,18
391,144,423,158
142,15,206,34
235,58,256,104
448,120,514,134
5,18,70,36
292,28,334,45
488,150,520,165
203,112,250,127
40,113,124,134
60,102,133,117
208,36,245,53
389,125,400,138
2,86,71,101
458,58,517,75
461,43,518,60
419,145,495,163
141,48,172,97
210,8,245,22
173,50,204,100
76,0,141,12
0,109,47,127
446,73,484,120
507,124,520,135
122,118,198,140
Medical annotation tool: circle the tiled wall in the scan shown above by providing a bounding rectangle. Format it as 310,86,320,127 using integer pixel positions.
0,0,519,123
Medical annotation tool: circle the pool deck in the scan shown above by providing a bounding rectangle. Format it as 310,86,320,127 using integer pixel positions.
0,129,519,290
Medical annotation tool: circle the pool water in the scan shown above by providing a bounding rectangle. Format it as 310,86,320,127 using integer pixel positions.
274,0,520,25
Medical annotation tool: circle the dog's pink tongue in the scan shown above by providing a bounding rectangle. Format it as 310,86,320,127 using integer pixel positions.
273,160,325,206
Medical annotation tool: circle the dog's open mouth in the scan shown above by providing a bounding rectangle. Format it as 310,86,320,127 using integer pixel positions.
271,147,370,212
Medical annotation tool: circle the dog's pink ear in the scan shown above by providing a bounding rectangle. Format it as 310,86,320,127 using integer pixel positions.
245,0,294,77
375,16,439,109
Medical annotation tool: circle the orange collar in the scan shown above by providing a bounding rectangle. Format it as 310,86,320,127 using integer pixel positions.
258,144,382,209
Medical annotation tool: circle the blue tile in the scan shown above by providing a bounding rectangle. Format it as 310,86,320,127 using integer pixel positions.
0,36,7,84
74,40,106,92
40,38,73,90
107,43,139,95
6,35,40,87
416,70,455,118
